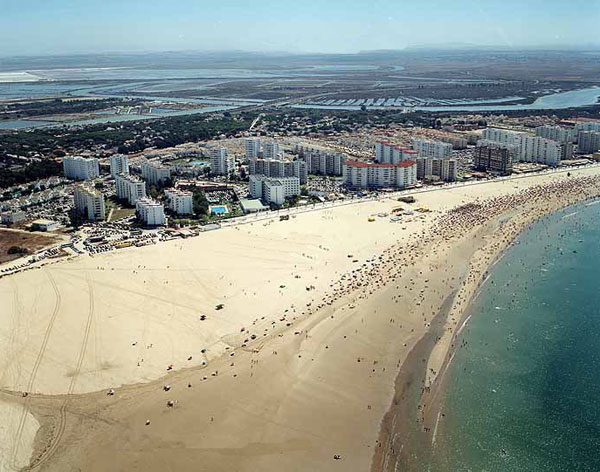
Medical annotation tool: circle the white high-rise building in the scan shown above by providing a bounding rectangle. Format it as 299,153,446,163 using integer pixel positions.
577,131,600,154
245,138,261,159
248,158,307,184
73,185,106,221
575,121,600,135
136,198,165,226
115,174,147,205
141,159,171,186
375,141,419,164
535,125,574,144
249,175,300,205
209,147,234,176
520,135,563,166
262,142,281,159
482,128,524,146
109,154,129,178
63,156,100,181
165,189,194,215
412,139,452,159
343,160,417,189
300,151,346,176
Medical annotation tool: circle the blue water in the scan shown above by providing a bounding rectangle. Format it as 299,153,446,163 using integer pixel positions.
433,200,600,471
292,86,600,112
0,119,53,129
210,206,228,215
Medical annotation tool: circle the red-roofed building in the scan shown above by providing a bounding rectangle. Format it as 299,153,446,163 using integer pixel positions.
375,141,416,164
343,160,417,189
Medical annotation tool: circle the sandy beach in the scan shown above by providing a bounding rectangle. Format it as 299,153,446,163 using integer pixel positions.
2,166,600,471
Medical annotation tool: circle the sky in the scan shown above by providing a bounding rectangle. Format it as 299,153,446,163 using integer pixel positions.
1,0,599,56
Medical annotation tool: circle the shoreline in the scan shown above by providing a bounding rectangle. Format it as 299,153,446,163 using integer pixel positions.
2,168,600,471
371,187,600,471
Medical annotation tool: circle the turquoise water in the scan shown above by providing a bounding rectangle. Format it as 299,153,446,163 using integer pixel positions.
433,200,600,471
209,206,228,215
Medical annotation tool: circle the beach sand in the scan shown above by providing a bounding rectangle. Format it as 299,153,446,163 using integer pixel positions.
2,166,600,471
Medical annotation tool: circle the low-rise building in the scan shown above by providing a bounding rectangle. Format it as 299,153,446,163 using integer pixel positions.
63,156,100,180
136,198,165,226
343,160,417,189
31,219,58,232
74,185,106,221
165,189,194,215
1,211,26,225
115,174,147,205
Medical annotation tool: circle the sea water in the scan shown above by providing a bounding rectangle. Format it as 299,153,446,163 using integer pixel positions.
431,200,600,471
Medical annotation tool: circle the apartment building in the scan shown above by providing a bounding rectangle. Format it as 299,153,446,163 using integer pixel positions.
109,154,129,178
261,142,281,159
248,158,307,184
301,151,346,176
375,141,418,164
209,147,234,176
577,131,600,154
115,174,147,205
520,135,563,165
575,121,600,135
412,139,452,159
136,198,166,226
440,135,468,150
249,175,300,205
74,185,106,221
141,159,171,186
63,156,100,180
165,189,194,215
482,128,524,146
343,160,417,189
535,125,574,144
473,141,516,175
482,129,565,165
245,138,261,159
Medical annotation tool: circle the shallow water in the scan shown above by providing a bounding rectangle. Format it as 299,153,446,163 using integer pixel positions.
432,200,600,471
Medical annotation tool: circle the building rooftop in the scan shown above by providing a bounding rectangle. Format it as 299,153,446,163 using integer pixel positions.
346,159,416,168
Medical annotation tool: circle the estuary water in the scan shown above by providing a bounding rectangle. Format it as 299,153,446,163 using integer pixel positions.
431,199,600,471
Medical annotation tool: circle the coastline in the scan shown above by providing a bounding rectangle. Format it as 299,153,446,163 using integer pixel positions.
2,168,600,471
371,184,600,472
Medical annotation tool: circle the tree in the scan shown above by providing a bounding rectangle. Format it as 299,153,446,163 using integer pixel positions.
68,209,83,229
7,246,29,255
193,190,209,215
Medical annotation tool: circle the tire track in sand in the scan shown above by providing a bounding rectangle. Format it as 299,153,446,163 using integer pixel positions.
26,271,96,470
10,269,62,469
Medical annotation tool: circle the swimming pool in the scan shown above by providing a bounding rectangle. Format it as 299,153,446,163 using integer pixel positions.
209,205,228,215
